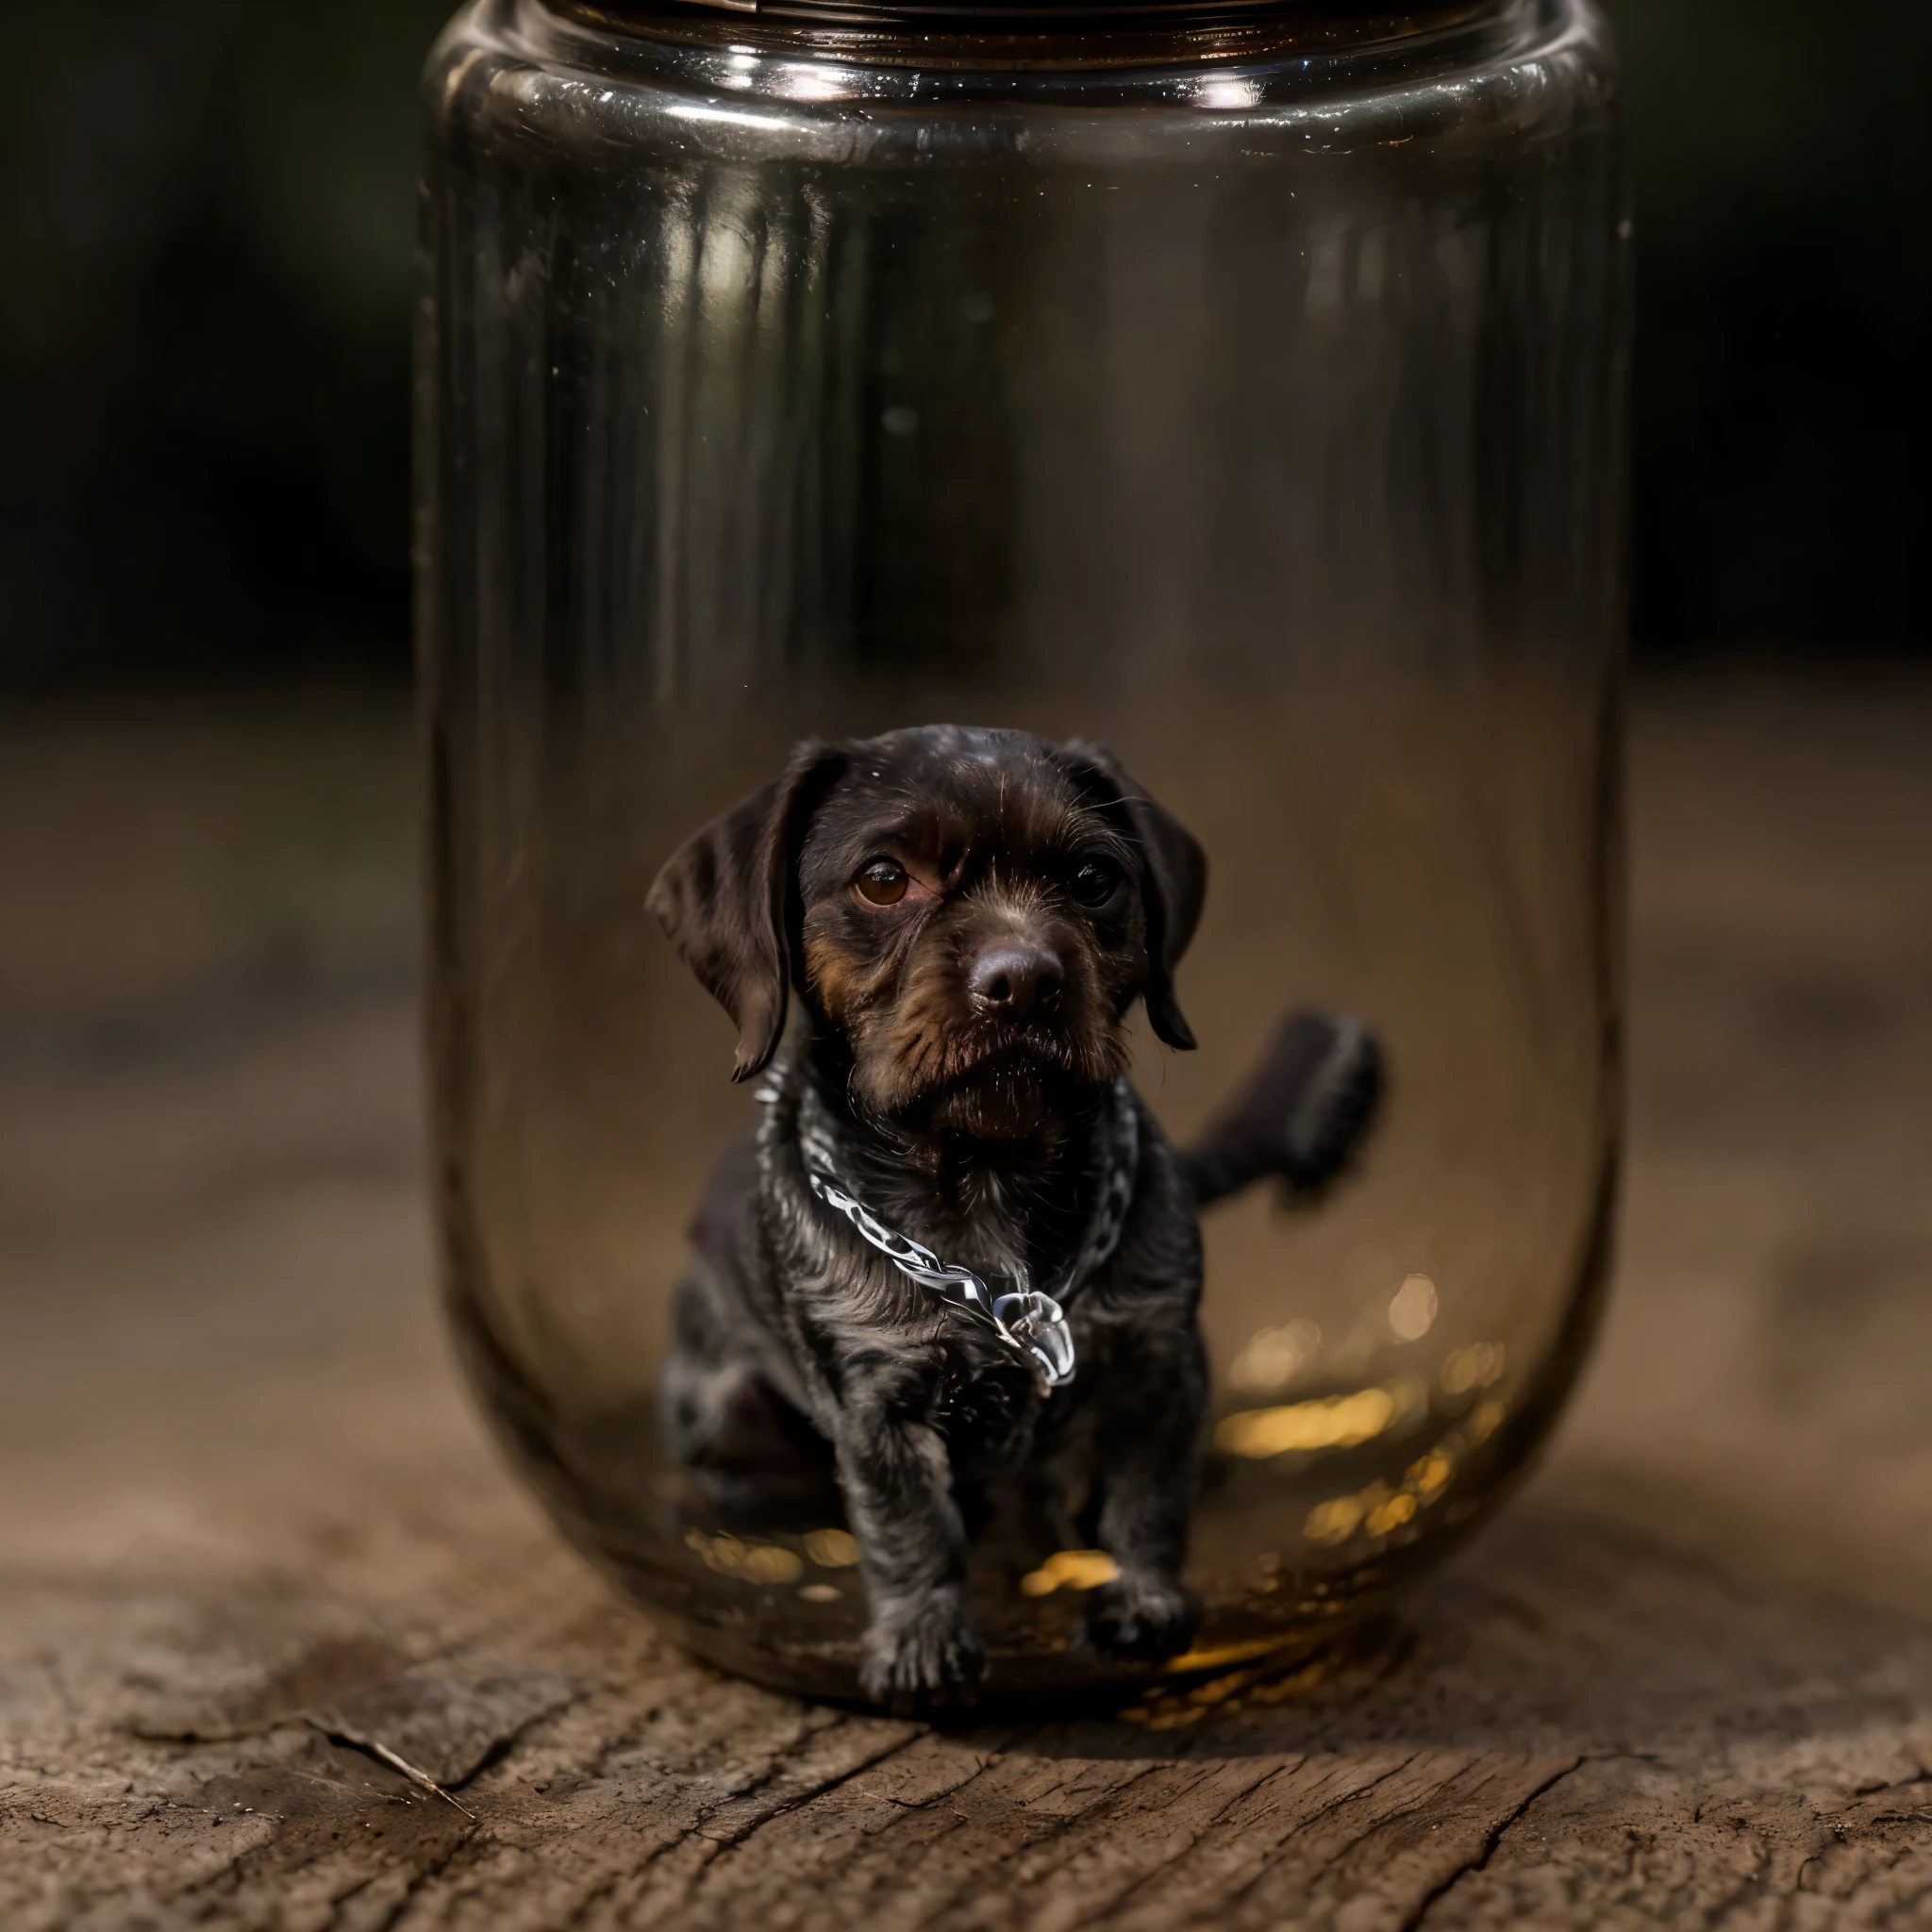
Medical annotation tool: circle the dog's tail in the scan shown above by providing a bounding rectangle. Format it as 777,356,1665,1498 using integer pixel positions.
1178,1010,1383,1209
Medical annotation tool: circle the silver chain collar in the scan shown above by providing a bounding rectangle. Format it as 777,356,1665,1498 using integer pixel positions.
769,1076,1140,1395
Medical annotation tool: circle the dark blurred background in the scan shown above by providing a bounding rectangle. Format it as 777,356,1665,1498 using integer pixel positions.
0,0,1927,686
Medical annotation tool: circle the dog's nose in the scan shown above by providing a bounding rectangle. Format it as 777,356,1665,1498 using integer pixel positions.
967,943,1064,1019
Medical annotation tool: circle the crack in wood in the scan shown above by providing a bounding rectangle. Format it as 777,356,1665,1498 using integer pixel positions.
1397,1756,1587,1931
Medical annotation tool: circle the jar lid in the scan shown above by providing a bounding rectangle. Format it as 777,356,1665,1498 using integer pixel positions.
631,0,1458,24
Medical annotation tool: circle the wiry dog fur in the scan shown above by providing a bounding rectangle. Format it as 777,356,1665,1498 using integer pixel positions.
649,724,1376,1708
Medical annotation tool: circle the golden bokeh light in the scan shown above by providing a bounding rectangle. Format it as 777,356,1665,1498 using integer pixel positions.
1441,1341,1507,1395
1388,1273,1439,1341
1304,1494,1366,1543
1019,1548,1122,1597
1228,1318,1323,1394
1299,1430,1476,1550
1469,1399,1507,1442
1365,1491,1418,1536
684,1530,805,1585
803,1528,860,1568
1215,1387,1398,1458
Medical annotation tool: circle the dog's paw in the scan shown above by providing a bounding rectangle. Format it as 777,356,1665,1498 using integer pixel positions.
860,1593,987,1713
1086,1570,1198,1663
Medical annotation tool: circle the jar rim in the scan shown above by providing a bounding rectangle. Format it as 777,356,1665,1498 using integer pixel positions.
574,0,1508,34
546,0,1521,74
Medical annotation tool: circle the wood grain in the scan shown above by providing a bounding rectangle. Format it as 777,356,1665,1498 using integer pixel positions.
3,676,1930,1929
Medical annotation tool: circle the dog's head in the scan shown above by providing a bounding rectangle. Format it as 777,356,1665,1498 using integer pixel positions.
648,725,1206,1140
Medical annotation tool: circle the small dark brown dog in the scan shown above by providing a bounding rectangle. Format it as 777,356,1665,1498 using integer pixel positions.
649,724,1376,1707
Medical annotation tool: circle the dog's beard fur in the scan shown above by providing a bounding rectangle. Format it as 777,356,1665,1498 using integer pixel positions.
873,1026,1125,1141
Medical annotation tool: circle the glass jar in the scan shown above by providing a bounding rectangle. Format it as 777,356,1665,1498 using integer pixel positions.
419,0,1626,1702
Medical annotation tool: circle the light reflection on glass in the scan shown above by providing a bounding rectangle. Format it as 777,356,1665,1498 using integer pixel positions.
1388,1272,1439,1340
1019,1549,1122,1598
685,1530,805,1585
769,61,854,103
1303,1441,1456,1546
1193,74,1264,111
1441,1341,1508,1394
1217,1387,1396,1457
1229,1317,1322,1393
1469,1399,1507,1443
802,1528,860,1568
1366,1490,1419,1536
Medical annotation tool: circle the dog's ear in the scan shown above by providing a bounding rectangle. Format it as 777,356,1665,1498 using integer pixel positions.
1055,740,1207,1052
647,740,846,1082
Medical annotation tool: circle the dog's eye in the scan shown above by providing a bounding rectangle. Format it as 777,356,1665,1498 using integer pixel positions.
854,860,910,907
1070,859,1124,908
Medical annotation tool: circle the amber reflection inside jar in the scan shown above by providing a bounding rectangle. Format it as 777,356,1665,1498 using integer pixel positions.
420,0,1627,1699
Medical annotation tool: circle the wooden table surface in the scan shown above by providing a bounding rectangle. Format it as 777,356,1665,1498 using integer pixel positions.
4,675,1931,1931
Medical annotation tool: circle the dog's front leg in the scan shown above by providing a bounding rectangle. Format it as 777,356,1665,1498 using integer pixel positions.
1086,1316,1208,1662
832,1388,984,1709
